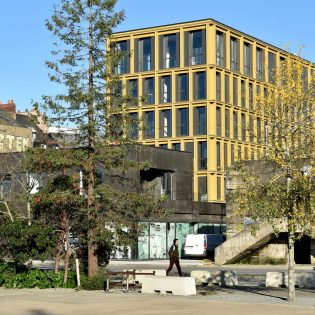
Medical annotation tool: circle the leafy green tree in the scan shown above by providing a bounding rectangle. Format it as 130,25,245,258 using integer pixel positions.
233,50,315,301
29,0,163,277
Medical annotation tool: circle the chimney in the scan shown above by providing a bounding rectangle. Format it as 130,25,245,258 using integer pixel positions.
0,99,17,119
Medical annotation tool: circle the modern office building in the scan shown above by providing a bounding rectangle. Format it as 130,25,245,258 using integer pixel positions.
111,18,314,204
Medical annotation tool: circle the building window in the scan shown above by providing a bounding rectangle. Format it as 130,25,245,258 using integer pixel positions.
216,31,225,67
257,117,261,144
115,40,129,74
160,75,171,103
186,30,204,66
241,113,246,141
268,52,276,83
143,77,154,104
127,79,138,98
0,175,11,201
159,143,168,149
244,146,249,160
216,107,221,136
233,77,238,106
177,73,188,102
137,37,154,72
172,143,181,151
159,109,172,138
256,47,265,81
194,106,207,135
241,80,246,108
160,33,178,69
217,176,221,200
225,75,230,103
176,108,189,136
231,144,235,165
243,42,252,76
233,111,238,140
238,145,242,159
216,72,221,101
194,72,206,100
198,176,208,202
143,111,155,139
224,142,228,169
128,112,138,140
230,37,239,71
198,141,207,170
160,172,172,198
249,83,253,111
225,109,230,137
216,141,221,170
249,116,254,143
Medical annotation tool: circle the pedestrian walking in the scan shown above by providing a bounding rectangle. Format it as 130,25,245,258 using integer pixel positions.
166,238,182,276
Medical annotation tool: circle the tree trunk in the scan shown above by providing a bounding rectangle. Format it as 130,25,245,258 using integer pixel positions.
63,227,70,284
54,231,64,274
87,0,98,277
287,231,295,301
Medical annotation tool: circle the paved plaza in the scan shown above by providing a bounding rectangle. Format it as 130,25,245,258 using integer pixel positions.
0,288,314,315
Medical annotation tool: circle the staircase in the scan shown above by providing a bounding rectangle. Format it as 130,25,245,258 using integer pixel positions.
215,223,286,265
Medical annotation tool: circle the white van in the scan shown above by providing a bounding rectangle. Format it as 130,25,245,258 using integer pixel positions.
183,234,225,258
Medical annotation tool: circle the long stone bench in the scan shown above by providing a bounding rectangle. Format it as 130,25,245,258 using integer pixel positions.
190,270,238,287
124,269,166,285
141,276,196,296
266,271,315,289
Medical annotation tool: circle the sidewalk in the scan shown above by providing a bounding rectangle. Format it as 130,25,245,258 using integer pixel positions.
0,288,313,315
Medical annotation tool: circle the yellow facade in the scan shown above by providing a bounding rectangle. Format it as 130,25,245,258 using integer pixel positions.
112,18,314,203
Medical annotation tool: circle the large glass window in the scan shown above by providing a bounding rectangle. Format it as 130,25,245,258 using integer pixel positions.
249,116,254,143
233,77,238,106
190,30,203,65
225,109,230,137
198,141,207,170
177,73,188,102
172,143,181,151
217,176,222,200
115,40,129,74
143,111,155,139
230,37,239,71
176,108,189,136
194,106,207,135
233,111,238,140
127,79,138,98
161,34,177,68
159,109,172,137
225,75,230,103
160,75,171,103
138,37,153,71
216,141,221,170
216,31,225,67
128,112,138,140
198,176,208,202
243,42,252,76
268,52,276,83
257,117,261,144
241,113,246,141
241,80,246,108
249,83,253,111
216,107,221,136
216,72,221,101
143,77,154,104
194,72,206,100
256,47,265,81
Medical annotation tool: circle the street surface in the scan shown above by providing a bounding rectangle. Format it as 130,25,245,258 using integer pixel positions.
0,288,314,315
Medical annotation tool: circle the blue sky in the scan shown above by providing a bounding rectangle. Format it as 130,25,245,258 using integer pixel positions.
1,0,315,112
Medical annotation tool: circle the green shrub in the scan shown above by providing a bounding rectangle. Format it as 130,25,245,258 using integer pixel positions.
81,269,107,290
0,262,76,289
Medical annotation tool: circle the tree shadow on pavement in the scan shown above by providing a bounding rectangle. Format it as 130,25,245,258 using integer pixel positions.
30,310,53,315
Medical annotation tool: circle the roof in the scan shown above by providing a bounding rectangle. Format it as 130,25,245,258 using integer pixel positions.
113,18,314,65
0,109,24,127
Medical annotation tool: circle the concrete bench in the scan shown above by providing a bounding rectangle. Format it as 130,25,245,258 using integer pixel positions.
127,269,166,284
190,270,238,287
141,276,196,296
266,271,315,289
190,270,212,286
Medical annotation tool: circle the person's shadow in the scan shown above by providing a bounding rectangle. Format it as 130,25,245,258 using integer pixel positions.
30,310,52,315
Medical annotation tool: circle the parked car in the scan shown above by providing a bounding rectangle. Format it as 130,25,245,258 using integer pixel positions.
183,234,225,258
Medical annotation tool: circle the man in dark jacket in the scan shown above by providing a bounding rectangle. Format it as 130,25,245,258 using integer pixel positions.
166,238,182,276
